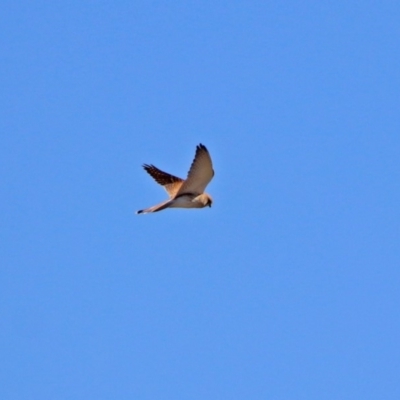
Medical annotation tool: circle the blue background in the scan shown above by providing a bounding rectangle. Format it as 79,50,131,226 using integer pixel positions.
1,2,399,399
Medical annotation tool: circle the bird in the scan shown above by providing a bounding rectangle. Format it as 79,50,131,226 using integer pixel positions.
136,144,214,214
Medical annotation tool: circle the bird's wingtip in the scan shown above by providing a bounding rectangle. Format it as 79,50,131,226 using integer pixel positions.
197,143,207,151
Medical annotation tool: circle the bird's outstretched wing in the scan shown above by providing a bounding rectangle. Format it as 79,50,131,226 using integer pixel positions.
175,144,214,196
142,164,184,198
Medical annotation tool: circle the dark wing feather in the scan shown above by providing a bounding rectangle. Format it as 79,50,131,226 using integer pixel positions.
142,164,184,198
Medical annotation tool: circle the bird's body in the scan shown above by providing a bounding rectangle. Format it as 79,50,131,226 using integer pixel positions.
137,144,214,214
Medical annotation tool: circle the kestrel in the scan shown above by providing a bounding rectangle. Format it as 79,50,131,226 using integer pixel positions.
136,144,214,214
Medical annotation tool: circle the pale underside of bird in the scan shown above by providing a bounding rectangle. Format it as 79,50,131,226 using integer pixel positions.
136,144,214,214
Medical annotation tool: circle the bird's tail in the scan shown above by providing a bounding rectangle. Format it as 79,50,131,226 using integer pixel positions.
136,199,172,214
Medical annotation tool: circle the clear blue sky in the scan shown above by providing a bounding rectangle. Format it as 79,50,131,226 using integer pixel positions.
1,2,399,399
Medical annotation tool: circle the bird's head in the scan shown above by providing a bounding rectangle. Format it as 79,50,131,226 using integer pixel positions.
205,193,213,207
194,193,213,208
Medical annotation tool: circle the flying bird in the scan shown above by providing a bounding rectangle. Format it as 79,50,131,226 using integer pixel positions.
136,144,214,214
